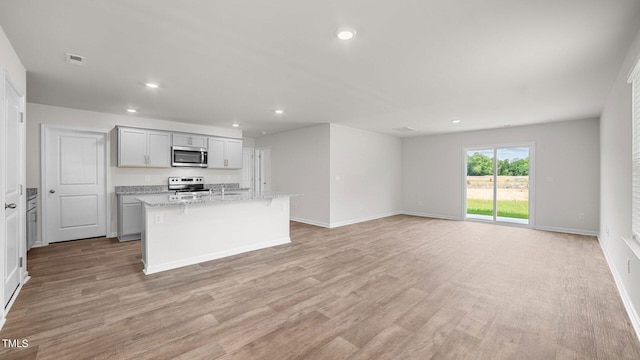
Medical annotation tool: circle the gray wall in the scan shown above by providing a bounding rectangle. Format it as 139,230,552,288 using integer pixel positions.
402,118,600,234
255,124,331,226
600,26,640,333
329,124,402,226
255,123,402,227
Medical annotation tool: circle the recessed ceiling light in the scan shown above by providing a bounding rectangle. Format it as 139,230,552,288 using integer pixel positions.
261,131,267,135
452,119,461,124
127,109,137,113
145,82,159,88
274,109,284,115
337,28,357,40
232,123,239,128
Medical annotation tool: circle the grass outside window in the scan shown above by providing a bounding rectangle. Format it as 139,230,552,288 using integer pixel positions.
466,198,529,219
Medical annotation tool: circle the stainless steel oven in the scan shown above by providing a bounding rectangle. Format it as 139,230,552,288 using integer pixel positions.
171,146,208,167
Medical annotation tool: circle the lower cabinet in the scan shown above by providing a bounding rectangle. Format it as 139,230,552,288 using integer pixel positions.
117,194,143,241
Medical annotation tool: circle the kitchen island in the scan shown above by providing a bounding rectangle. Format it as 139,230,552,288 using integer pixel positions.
135,191,297,275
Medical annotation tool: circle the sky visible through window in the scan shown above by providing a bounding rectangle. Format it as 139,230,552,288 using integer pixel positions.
468,147,529,161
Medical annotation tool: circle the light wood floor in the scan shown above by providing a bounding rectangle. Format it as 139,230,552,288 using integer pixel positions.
1,215,639,359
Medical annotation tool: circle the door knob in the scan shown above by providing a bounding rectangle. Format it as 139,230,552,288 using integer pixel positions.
5,203,16,209
49,189,56,193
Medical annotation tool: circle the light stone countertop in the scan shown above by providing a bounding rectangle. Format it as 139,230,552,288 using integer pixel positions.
115,183,242,195
135,191,301,207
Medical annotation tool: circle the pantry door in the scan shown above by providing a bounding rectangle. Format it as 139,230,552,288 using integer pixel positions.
43,127,107,243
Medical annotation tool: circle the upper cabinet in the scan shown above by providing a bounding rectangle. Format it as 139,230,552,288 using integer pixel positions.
117,126,242,169
172,134,207,149
118,127,171,168
208,137,243,169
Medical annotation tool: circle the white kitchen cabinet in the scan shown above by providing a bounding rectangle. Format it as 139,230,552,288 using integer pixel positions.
118,127,171,168
208,137,243,169
117,194,143,241
172,133,207,148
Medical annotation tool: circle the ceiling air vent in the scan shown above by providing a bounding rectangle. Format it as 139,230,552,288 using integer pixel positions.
393,126,417,133
65,52,86,66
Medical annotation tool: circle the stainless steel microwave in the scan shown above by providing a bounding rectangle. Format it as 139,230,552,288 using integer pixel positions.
171,146,208,167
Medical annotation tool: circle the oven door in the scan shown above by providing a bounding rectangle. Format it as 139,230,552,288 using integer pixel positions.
172,146,208,167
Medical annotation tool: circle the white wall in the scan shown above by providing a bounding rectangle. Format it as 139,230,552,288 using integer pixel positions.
255,124,330,226
0,23,26,329
599,26,640,335
329,124,402,226
402,118,600,234
27,103,243,238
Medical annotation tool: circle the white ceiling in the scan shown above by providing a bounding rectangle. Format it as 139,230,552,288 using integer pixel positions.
1,1,639,138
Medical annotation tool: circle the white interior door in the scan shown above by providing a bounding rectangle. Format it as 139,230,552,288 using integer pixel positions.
4,79,22,308
44,127,107,243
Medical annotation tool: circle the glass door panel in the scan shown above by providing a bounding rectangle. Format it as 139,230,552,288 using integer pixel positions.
466,149,495,221
496,147,529,224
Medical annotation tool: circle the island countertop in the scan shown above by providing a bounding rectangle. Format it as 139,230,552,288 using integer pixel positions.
135,191,300,207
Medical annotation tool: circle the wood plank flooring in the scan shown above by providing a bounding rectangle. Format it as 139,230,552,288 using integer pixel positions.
1,215,639,359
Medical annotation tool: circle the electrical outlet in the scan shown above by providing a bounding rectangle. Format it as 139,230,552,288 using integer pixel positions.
578,212,585,220
145,175,151,182
154,214,163,224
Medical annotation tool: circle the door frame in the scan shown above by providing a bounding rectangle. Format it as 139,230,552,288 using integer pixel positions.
241,148,254,189
462,142,535,227
1,69,28,324
40,125,110,246
254,146,271,192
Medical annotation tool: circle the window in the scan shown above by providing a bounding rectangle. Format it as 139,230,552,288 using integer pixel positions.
630,58,640,243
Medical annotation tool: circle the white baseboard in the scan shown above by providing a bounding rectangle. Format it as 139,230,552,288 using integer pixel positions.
401,211,463,221
533,225,598,236
598,235,640,342
292,212,404,229
144,237,291,275
328,212,402,228
290,216,331,228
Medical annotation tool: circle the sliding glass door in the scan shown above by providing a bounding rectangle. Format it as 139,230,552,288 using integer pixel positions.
465,145,531,225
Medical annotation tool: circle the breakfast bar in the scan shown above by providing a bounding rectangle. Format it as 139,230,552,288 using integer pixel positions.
135,191,297,275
